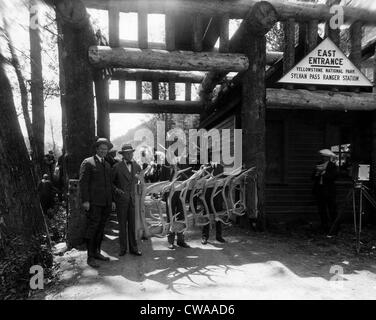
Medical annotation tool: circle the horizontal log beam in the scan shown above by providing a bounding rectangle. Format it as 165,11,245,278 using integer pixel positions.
89,46,248,72
109,99,204,114
111,69,205,83
83,0,376,25
202,88,376,127
267,88,376,111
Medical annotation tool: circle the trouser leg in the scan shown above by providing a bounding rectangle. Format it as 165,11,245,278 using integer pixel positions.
166,195,175,244
116,202,128,252
177,232,185,244
327,195,338,234
215,221,222,238
202,224,209,239
127,201,138,252
95,205,111,253
85,205,103,257
316,193,329,231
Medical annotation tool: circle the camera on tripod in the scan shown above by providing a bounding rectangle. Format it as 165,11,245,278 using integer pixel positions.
353,164,370,188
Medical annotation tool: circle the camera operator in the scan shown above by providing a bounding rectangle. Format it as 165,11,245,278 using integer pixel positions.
312,149,338,235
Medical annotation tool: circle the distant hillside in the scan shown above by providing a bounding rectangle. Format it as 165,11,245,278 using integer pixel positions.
111,114,200,151
111,117,158,150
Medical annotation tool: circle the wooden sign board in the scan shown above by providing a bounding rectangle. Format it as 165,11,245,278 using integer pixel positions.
278,38,373,87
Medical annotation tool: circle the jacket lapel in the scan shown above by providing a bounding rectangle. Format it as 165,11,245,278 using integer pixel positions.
119,160,131,181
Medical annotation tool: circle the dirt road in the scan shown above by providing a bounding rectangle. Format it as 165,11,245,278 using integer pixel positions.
35,216,376,300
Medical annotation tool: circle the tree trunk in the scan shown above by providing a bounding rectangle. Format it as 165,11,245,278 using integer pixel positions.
4,19,41,177
0,55,43,238
29,0,45,172
55,0,96,179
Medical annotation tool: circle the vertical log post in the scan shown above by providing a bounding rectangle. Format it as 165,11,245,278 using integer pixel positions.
371,47,376,196
283,18,295,90
241,2,278,230
56,1,96,179
119,80,126,100
185,82,192,101
193,14,203,52
138,10,148,49
94,77,110,139
152,80,159,100
67,179,87,248
165,14,175,51
219,14,229,53
325,0,341,46
96,2,119,140
306,20,318,91
326,0,341,92
136,79,143,100
349,21,362,93
298,22,307,53
108,3,119,47
169,82,176,100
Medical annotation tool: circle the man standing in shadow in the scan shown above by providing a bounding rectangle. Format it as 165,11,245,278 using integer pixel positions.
312,149,338,235
112,143,142,257
79,138,115,268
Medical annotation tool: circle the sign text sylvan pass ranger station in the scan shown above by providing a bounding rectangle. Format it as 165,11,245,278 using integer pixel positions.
278,37,373,87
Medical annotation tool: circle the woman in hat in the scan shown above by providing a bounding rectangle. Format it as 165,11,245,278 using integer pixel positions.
312,149,339,234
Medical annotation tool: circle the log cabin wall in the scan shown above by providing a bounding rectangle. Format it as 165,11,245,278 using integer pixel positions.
265,109,371,222
203,103,372,222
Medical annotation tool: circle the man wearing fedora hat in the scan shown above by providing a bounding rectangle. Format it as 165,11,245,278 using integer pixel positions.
79,137,115,268
312,149,339,234
112,143,142,256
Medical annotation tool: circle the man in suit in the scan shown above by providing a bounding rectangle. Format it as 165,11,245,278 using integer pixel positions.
79,138,115,268
160,156,190,250
201,161,226,245
112,143,142,256
312,149,338,234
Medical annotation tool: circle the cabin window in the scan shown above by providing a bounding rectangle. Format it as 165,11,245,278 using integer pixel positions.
331,143,352,177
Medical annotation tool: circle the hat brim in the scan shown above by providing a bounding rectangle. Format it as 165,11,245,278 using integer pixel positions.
119,149,135,154
319,151,336,157
94,141,113,149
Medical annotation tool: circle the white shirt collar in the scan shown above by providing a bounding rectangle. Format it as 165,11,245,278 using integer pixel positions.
96,154,104,162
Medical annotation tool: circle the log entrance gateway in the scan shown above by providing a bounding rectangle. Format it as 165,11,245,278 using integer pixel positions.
65,0,376,246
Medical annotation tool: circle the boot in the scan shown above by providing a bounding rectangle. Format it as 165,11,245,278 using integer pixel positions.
94,240,110,261
87,239,100,268
167,232,175,249
177,233,190,248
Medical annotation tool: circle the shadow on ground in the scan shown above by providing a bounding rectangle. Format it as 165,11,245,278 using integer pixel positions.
35,213,376,300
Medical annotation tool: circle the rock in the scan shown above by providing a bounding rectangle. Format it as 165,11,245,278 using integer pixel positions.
53,242,68,256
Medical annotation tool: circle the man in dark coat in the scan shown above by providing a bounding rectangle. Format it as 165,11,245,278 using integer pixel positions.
312,149,338,234
201,161,226,244
160,156,190,250
79,138,115,268
38,174,56,218
112,143,142,256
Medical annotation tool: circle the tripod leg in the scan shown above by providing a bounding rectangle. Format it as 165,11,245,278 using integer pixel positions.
356,188,363,254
